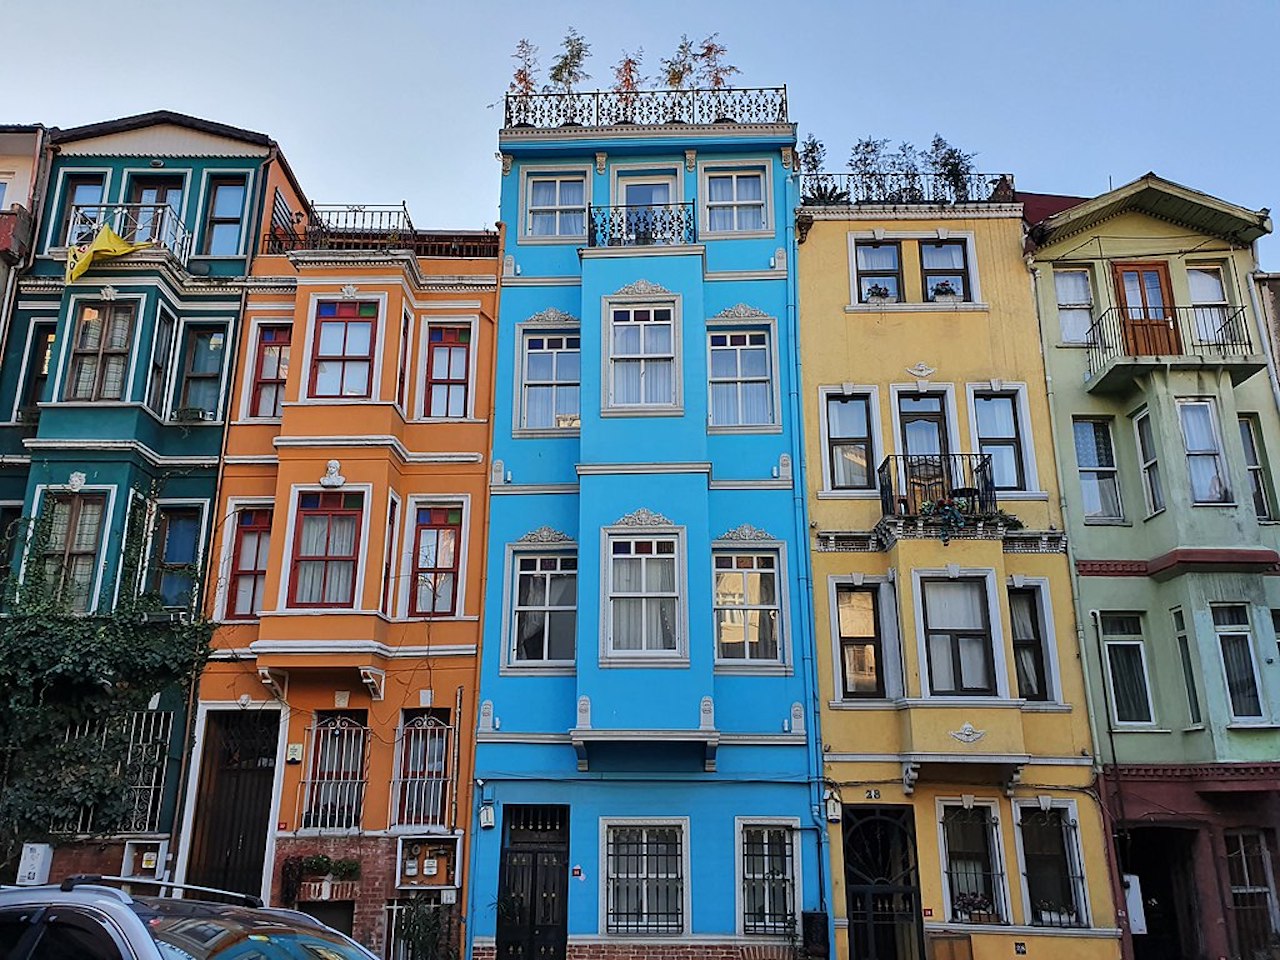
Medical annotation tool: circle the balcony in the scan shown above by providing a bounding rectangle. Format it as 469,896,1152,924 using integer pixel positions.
65,203,191,263
800,171,1015,206
587,202,696,247
390,714,455,830
0,205,33,265
877,454,1009,542
263,202,499,258
1085,305,1265,394
503,86,788,130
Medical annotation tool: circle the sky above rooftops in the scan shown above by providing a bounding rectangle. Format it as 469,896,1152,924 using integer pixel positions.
10,0,1280,264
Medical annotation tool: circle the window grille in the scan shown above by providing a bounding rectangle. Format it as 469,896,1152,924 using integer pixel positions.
393,712,453,827
742,825,796,935
58,710,174,835
1018,807,1086,927
302,712,369,830
941,805,1005,922
606,824,684,934
1226,831,1280,957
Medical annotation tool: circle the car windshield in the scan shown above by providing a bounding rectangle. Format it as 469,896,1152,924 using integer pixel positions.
133,899,372,960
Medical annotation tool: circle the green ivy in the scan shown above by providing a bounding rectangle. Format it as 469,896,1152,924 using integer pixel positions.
0,482,213,871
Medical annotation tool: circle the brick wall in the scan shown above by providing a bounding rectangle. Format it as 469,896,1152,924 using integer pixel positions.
50,840,128,880
273,835,398,954
473,944,796,960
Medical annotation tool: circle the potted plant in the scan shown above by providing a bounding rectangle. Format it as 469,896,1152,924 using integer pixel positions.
864,282,896,304
507,39,539,128
953,891,998,923
548,28,591,126
930,279,962,303
1034,899,1077,926
330,858,361,881
300,854,333,878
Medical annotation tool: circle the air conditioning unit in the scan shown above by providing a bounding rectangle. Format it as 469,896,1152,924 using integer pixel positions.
170,408,213,422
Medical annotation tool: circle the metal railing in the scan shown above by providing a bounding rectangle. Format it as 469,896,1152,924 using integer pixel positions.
878,454,997,519
1086,305,1254,379
391,715,454,828
66,203,191,262
588,201,696,247
301,715,369,830
57,710,174,835
801,171,1015,206
263,202,498,258
504,86,788,129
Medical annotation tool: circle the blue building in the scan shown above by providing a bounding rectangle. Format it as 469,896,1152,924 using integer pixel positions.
469,88,826,960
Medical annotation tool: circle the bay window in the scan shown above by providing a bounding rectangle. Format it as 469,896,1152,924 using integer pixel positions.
410,505,463,616
608,535,679,657
290,492,362,608
608,304,675,409
309,301,376,399
713,552,781,663
67,302,135,402
922,578,995,696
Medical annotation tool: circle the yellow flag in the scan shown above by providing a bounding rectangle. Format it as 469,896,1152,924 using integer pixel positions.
65,226,153,283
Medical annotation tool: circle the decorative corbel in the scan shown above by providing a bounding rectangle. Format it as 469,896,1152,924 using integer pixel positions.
902,761,921,795
258,667,286,701
595,152,607,174
684,149,697,172
359,667,385,701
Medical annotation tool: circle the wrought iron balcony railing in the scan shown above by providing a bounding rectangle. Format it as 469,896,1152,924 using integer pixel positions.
504,86,788,129
263,202,499,258
390,715,454,828
65,203,192,262
878,454,997,519
588,201,697,247
801,171,1016,206
1086,305,1255,379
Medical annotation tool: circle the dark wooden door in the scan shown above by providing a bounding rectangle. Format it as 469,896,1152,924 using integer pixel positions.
185,710,279,898
843,805,925,960
1114,262,1179,355
496,806,569,960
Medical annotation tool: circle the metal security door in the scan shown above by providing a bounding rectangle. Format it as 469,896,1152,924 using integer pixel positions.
496,806,569,960
185,710,280,898
843,805,925,960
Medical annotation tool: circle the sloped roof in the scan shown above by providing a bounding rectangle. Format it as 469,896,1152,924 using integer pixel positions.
51,110,272,148
1029,172,1271,248
1017,191,1088,225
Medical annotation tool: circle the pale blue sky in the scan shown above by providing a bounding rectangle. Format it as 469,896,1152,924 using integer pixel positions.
9,0,1280,262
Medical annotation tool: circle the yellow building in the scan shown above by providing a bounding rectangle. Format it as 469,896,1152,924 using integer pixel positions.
796,172,1120,960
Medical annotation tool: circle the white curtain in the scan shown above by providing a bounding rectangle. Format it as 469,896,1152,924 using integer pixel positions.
525,385,553,428
922,243,964,269
976,395,1016,438
531,180,557,207
1010,593,1042,698
711,383,737,425
708,176,734,203
643,359,673,404
856,245,898,271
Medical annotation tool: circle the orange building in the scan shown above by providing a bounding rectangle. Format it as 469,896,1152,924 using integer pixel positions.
173,164,500,954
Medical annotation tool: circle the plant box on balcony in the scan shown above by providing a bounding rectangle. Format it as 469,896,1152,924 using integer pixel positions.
866,294,898,305
932,293,963,304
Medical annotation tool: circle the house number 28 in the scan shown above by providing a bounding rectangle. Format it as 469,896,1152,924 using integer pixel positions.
864,789,881,800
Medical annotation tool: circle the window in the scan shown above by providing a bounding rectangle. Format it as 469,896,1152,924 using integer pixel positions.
394,709,451,827
127,176,183,246
855,242,902,303
1178,400,1230,504
1225,832,1280,958
921,241,969,301
605,823,684,934
395,310,411,411
714,552,781,663
1135,412,1164,514
1173,609,1202,725
837,585,883,697
709,331,773,427
178,326,225,418
290,492,362,608
410,505,462,616
922,579,994,696
1017,805,1086,927
381,498,398,615
29,909,126,960
608,535,679,656
522,332,580,430
941,804,1005,922
741,824,797,935
39,493,106,614
309,301,376,399
619,177,678,244
202,176,247,256
706,169,765,232
1188,266,1229,343
974,392,1025,490
251,325,290,418
1102,614,1153,724
1054,269,1094,343
148,506,200,608
424,325,470,418
1009,589,1048,702
66,302,135,401
608,304,675,408
1214,605,1263,720
0,179,6,210
1240,416,1272,519
512,554,577,663
302,711,368,830
147,312,176,415
1073,419,1122,520
227,507,271,619
20,323,57,412
826,393,875,490
59,174,105,245
0,504,23,597
527,175,586,238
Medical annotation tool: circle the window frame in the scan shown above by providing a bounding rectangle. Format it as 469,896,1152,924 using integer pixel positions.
602,297,682,415
380,493,400,617
1186,263,1232,345
1012,799,1090,929
1072,418,1124,521
1009,586,1050,702
735,816,801,937
520,166,590,243
1053,267,1095,345
1172,608,1202,726
1240,415,1273,520
600,525,688,665
920,239,972,302
516,325,582,435
701,162,770,237
55,171,107,248
712,547,786,669
969,387,1033,493
421,322,474,420
248,322,291,420
1224,830,1280,952
306,298,381,402
397,495,470,620
1177,398,1233,505
176,322,228,421
508,549,578,670
599,816,691,937
200,174,248,257
223,503,273,621
835,583,884,698
706,316,780,433
145,501,206,610
936,798,1010,924
1134,410,1165,516
33,488,111,615
407,502,465,618
848,231,983,309
64,300,138,403
284,488,367,611
14,319,58,419
853,241,904,304
1101,614,1156,726
819,386,884,497
917,574,1002,698
1212,604,1265,722
146,310,177,417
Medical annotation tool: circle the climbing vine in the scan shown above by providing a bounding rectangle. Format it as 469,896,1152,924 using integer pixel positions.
0,480,212,871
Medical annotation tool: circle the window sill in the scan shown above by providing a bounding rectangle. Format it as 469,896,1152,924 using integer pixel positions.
1182,724,1206,732
1226,721,1280,730
827,699,894,710
1020,701,1072,713
409,417,486,424
1191,501,1238,508
513,428,580,439
702,229,775,241
1112,725,1173,734
1142,508,1167,522
232,418,283,426
1054,342,1094,350
845,302,990,314
816,489,880,500
995,490,1050,501
600,656,690,669
601,406,684,418
707,424,783,435
901,696,1023,709
1083,518,1130,526
518,234,587,246
500,664,576,676
714,663,792,676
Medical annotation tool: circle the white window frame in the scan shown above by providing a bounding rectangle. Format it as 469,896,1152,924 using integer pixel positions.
172,317,233,423
827,575,903,701
911,568,1010,700
1052,268,1095,344
817,385,883,498
506,547,578,672
700,161,771,237
706,313,781,433
889,382,962,459
964,382,1041,496
190,167,257,259
1133,409,1165,516
847,231,984,310
1212,604,1266,722
601,296,682,416
25,483,118,615
1072,418,1124,522
140,498,210,609
514,322,582,437
1177,398,1233,505
145,309,179,418
275,483,375,613
43,166,112,253
10,316,60,422
935,797,1011,925
395,495,472,620
599,523,688,666
712,541,791,674
1186,263,1232,344
1240,415,1273,520
55,294,147,405
1100,615,1156,727
300,292,388,405
1007,576,1062,704
413,316,479,421
213,497,274,622
519,165,590,243
1012,798,1090,928
1171,608,1202,727
734,816,802,937
598,817,691,938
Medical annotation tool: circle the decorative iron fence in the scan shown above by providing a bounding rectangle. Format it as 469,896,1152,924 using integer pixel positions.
301,714,369,830
66,204,191,262
57,709,175,835
878,454,997,519
391,715,454,828
800,171,1015,206
587,202,696,247
1086,305,1254,379
504,86,788,129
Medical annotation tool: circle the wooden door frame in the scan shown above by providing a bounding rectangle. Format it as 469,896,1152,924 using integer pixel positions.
1112,260,1180,354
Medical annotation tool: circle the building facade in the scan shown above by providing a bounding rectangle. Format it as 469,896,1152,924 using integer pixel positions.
182,175,500,953
1028,175,1280,960
796,170,1120,960
469,87,825,960
0,124,46,323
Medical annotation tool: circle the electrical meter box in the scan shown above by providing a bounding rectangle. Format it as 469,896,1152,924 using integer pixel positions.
396,835,460,890
16,843,52,886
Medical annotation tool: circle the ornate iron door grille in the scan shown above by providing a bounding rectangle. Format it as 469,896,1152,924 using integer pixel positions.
843,805,925,960
497,805,570,960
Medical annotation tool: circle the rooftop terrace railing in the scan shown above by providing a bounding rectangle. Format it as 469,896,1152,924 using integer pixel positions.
263,202,499,258
504,86,789,129
801,171,1016,206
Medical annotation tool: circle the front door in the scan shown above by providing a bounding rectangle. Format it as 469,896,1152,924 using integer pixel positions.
1114,261,1179,356
185,710,280,898
496,805,569,960
844,805,925,960
1124,826,1202,960
623,180,673,245
897,393,951,510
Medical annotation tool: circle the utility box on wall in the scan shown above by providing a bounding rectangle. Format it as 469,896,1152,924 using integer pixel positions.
16,843,52,886
122,840,168,880
396,835,460,890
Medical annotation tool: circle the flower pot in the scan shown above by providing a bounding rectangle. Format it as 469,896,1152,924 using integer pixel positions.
932,293,962,304
967,910,999,924
866,294,898,305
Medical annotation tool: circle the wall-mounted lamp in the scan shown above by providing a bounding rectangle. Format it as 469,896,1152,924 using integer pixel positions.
479,802,496,830
823,789,841,823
